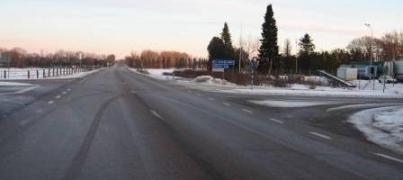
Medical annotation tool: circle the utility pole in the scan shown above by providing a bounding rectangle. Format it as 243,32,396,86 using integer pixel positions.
295,39,299,74
7,53,10,79
239,25,243,73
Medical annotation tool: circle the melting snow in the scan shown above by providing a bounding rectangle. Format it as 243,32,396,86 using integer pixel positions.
250,100,332,108
349,106,403,155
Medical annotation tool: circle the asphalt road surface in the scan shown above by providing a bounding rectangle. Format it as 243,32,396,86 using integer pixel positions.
0,65,402,180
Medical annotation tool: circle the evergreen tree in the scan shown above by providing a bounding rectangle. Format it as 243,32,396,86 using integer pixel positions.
258,4,279,74
208,37,226,60
221,22,235,59
207,37,226,71
298,34,315,73
299,34,315,55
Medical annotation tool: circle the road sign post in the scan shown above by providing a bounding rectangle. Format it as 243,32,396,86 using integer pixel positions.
250,58,258,89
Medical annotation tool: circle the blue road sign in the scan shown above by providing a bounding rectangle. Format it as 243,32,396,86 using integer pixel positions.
213,64,229,69
212,59,235,72
212,59,235,66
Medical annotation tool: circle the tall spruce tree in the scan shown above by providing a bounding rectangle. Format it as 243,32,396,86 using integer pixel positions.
258,4,279,74
221,22,234,59
299,34,315,55
298,33,315,73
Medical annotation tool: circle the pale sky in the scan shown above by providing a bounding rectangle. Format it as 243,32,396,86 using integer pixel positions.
0,0,402,58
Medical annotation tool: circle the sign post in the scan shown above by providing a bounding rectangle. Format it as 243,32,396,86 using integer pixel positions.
250,58,258,89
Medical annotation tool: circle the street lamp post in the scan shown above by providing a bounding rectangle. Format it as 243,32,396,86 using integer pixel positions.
295,39,299,74
364,23,374,65
365,23,375,90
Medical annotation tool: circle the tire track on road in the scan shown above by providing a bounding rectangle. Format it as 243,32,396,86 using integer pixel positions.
62,95,119,180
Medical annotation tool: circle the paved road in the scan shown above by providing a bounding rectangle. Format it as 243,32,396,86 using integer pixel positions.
0,65,402,180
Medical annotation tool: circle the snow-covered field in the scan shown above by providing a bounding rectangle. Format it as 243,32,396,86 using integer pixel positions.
0,68,100,80
132,68,403,99
349,106,403,155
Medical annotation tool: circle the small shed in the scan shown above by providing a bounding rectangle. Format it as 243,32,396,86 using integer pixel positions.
337,66,358,81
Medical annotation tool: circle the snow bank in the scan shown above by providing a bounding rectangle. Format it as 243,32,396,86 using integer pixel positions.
219,88,403,99
351,80,403,95
349,106,403,155
192,76,236,86
249,100,333,108
130,68,403,99
130,69,175,80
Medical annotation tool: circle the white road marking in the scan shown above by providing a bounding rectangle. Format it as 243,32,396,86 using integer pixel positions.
269,118,284,124
372,153,403,164
62,91,67,95
242,109,253,114
55,95,62,99
48,101,54,105
14,85,39,94
19,120,30,126
196,93,202,96
309,132,332,140
67,88,72,92
130,90,137,94
1,85,40,95
208,97,215,101
223,102,231,107
150,110,163,120
36,109,43,114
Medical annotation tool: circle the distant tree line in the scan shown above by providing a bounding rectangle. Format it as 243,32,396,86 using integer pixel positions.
125,50,208,69
207,4,403,75
347,32,403,62
0,47,115,68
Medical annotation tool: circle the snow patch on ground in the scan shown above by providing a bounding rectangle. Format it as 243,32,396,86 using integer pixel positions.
250,100,332,108
349,106,403,155
131,68,403,99
351,80,403,95
219,87,403,99
130,68,175,80
192,76,236,86
0,81,32,87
